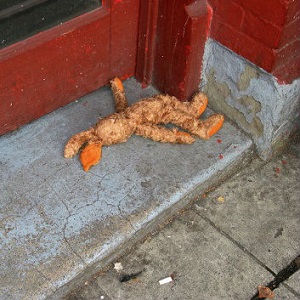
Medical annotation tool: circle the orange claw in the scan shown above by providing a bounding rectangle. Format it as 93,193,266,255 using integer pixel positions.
207,115,224,138
80,143,102,172
175,131,191,137
198,95,208,117
111,77,124,92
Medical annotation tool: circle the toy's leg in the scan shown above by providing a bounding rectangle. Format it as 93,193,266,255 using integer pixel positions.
136,124,195,144
110,77,128,113
189,92,209,118
64,128,97,158
169,92,208,118
162,110,224,140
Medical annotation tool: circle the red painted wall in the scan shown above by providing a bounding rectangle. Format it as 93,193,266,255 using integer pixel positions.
208,0,300,83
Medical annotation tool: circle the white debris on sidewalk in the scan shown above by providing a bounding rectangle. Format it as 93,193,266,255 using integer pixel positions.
114,262,123,273
159,277,173,285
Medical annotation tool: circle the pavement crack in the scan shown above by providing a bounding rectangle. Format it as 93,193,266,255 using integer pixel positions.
194,205,276,276
194,206,300,299
117,189,135,231
62,220,86,266
103,197,116,209
36,268,51,282
250,255,300,299
60,202,85,265
117,201,135,230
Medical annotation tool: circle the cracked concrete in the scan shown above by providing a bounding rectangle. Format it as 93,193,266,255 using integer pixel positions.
0,78,253,299
65,141,300,300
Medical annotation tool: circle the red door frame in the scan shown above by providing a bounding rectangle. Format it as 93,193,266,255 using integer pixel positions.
0,0,140,135
136,0,212,101
0,0,211,135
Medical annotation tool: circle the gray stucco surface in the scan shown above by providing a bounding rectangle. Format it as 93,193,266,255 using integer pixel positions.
202,38,300,160
0,78,253,299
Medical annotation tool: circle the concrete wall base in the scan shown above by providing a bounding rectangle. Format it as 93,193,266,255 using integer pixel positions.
201,38,300,160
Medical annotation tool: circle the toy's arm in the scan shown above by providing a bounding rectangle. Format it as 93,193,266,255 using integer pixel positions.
110,77,128,113
135,124,195,144
64,129,96,158
64,128,102,171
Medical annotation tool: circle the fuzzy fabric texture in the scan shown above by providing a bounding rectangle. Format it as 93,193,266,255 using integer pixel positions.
64,78,224,171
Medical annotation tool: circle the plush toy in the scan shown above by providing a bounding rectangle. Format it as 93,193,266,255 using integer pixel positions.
64,78,224,171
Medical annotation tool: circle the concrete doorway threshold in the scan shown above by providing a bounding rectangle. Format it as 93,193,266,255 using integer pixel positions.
0,78,253,299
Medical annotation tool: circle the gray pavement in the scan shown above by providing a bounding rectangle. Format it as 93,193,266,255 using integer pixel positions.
64,140,300,300
0,78,254,300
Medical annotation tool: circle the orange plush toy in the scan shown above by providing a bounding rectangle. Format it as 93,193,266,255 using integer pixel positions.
64,78,224,171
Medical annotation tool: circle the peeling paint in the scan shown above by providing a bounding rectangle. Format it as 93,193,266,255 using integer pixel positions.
202,39,300,159
204,69,263,137
237,66,258,91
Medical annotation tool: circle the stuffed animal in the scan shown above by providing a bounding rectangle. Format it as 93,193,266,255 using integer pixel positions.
64,78,224,171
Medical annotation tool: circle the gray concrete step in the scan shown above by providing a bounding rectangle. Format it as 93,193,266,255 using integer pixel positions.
64,146,300,300
0,78,253,300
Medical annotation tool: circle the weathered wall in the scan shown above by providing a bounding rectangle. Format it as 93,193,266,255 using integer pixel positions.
208,0,300,83
202,39,300,159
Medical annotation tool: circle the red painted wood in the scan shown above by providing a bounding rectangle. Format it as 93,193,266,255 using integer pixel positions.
136,0,159,86
110,0,140,79
137,0,212,100
0,0,139,135
154,0,212,100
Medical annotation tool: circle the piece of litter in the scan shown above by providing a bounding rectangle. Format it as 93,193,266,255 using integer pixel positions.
114,262,123,273
100,296,104,299
217,196,225,203
159,277,173,285
258,285,275,299
119,270,144,283
274,167,280,174
170,272,176,281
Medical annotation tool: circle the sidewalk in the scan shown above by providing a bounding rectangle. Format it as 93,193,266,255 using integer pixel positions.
65,141,300,300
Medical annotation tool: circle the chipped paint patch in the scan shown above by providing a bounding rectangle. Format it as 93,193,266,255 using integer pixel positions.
237,66,258,91
202,39,300,159
204,69,263,138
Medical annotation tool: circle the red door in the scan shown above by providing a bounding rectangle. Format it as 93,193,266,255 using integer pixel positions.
0,0,212,136
0,0,140,135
